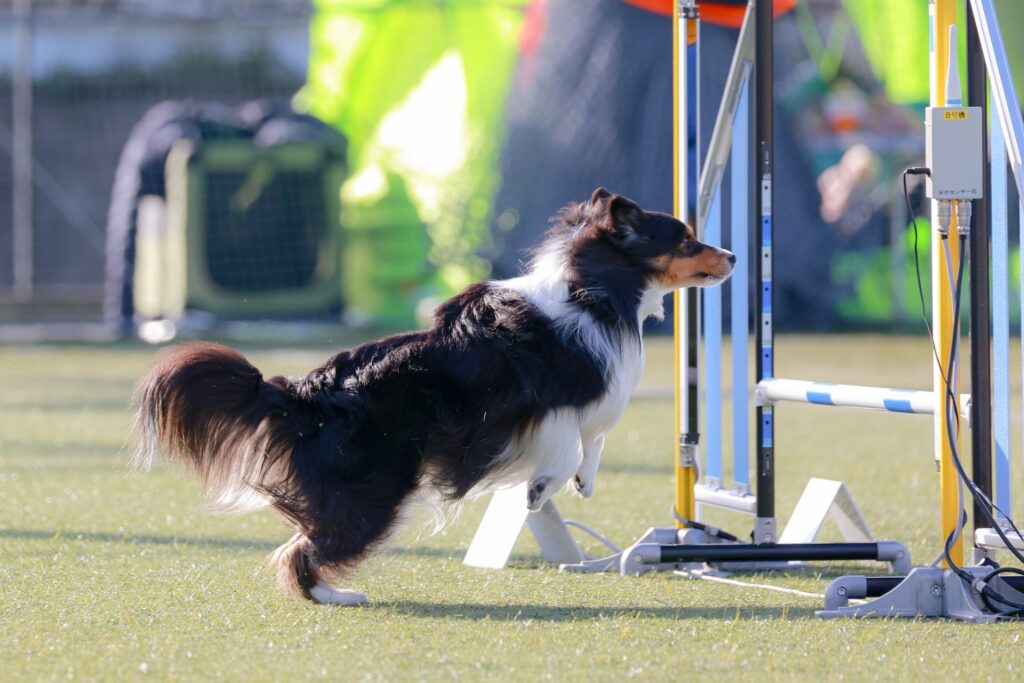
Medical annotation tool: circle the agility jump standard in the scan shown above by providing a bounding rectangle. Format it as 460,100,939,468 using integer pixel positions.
598,0,1024,624
648,0,916,569
581,0,1024,604
463,0,911,575
466,2,1024,617
559,0,916,575
654,0,1024,621
820,0,1024,621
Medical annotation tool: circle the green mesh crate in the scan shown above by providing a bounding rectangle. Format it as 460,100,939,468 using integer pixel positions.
139,139,347,320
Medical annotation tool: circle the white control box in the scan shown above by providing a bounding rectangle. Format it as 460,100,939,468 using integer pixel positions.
925,106,984,200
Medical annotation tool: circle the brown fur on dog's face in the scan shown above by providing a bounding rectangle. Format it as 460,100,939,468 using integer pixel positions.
649,221,736,289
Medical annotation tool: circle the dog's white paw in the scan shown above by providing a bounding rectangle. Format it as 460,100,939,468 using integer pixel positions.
572,473,594,499
309,582,368,606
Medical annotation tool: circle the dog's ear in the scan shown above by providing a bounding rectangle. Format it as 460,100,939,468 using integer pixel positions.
602,194,647,244
589,187,613,206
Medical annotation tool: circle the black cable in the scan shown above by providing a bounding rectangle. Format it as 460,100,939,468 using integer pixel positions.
901,179,1024,618
937,235,1024,617
903,177,1024,552
673,508,742,543
939,236,975,580
979,567,1024,616
936,236,1024,566
903,169,952,402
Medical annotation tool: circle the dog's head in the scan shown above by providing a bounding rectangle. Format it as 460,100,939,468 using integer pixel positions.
585,189,737,290
534,188,734,326
572,187,735,291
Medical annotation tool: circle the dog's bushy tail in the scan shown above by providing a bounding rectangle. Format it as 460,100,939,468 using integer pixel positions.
134,341,413,600
132,342,303,514
133,342,334,597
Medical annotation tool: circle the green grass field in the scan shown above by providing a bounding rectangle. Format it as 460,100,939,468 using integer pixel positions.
2,335,1023,681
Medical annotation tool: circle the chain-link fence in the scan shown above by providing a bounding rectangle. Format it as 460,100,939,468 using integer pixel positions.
0,0,312,326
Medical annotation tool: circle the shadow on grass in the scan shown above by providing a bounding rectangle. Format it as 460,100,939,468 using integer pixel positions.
0,527,278,551
1,528,899,574
384,546,462,559
0,528,468,561
379,600,819,621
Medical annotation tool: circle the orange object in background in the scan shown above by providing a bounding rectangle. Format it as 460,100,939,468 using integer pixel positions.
623,0,797,27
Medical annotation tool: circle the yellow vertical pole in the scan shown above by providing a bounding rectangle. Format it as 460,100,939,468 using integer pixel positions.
930,0,963,567
674,2,697,526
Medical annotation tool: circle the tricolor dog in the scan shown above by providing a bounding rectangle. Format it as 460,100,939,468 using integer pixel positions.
134,188,734,605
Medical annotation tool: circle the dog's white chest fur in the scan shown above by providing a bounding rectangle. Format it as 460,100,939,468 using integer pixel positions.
486,250,652,502
579,335,643,438
498,247,655,438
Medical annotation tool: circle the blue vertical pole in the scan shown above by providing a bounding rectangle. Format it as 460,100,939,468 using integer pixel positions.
992,97,1011,523
704,190,723,485
754,0,775,541
731,76,750,492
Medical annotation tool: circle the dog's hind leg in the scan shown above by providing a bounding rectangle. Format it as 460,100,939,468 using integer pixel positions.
525,411,584,512
272,532,372,606
265,426,423,605
270,531,372,606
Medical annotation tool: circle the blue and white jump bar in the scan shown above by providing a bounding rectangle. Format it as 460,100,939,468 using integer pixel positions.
695,375,972,516
754,379,971,425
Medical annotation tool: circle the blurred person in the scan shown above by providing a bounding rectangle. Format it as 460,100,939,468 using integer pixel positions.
490,0,847,328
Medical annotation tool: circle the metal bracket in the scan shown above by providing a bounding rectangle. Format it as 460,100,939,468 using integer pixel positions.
678,0,698,19
561,526,695,575
679,440,698,468
818,565,1022,622
753,516,777,544
752,381,773,407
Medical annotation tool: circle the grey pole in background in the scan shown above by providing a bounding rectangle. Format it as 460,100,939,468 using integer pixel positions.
12,0,34,301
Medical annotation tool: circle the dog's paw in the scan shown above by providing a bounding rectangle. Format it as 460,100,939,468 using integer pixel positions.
526,476,551,512
309,582,369,606
572,473,594,499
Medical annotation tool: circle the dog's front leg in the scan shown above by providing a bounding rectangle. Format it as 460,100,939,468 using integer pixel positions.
572,433,604,499
526,417,584,512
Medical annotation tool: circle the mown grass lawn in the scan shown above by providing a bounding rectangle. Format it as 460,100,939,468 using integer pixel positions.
1,335,1022,681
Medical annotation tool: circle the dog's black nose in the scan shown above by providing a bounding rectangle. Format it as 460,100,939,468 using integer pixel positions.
727,253,737,265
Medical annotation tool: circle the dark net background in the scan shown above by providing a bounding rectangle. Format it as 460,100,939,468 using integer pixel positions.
0,0,312,322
